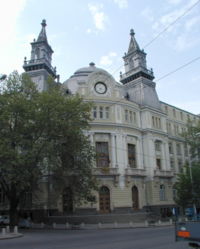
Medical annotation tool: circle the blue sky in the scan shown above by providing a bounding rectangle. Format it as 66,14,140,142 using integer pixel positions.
0,0,200,114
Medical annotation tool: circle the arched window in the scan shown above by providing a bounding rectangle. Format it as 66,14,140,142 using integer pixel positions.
132,186,139,210
99,186,110,213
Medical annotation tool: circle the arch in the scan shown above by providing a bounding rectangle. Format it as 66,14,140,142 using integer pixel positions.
99,186,110,213
62,187,73,214
132,185,139,210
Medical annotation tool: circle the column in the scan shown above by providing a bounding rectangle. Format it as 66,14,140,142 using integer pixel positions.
111,134,116,168
136,137,143,169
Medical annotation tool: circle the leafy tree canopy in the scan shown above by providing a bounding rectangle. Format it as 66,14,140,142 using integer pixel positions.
0,71,97,225
175,120,200,209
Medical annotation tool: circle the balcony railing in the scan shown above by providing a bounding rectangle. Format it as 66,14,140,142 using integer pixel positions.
125,168,147,177
154,169,174,178
93,167,119,176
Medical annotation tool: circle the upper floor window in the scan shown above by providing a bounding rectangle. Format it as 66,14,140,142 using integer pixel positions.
173,109,176,118
128,144,136,168
156,158,162,170
155,140,162,152
165,106,168,115
96,142,109,168
92,106,110,120
180,112,183,120
152,116,161,129
176,143,181,155
124,109,137,124
170,157,175,170
169,142,173,154
167,122,172,133
174,124,179,136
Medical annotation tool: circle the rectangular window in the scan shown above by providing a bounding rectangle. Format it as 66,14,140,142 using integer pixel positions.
155,141,161,151
99,106,103,119
125,110,128,122
96,142,109,167
178,159,182,172
129,111,133,123
169,142,173,154
165,106,168,114
173,109,176,118
93,107,97,119
160,185,165,201
170,157,175,169
180,112,183,120
156,158,162,170
105,107,109,119
176,143,181,155
128,144,136,168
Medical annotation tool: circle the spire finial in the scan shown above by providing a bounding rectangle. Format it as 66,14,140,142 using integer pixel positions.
130,29,135,36
41,19,47,27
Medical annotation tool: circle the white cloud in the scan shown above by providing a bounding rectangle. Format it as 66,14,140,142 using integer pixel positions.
167,0,183,5
99,52,117,66
174,34,200,51
88,3,108,31
185,15,200,31
113,0,128,9
141,7,155,22
151,0,200,51
0,0,28,74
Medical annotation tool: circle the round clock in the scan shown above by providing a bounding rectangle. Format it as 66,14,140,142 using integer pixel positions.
94,82,107,94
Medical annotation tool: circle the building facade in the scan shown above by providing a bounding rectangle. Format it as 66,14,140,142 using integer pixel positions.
1,20,199,219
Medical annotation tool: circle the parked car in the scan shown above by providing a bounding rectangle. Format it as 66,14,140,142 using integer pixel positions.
18,218,32,228
0,215,10,225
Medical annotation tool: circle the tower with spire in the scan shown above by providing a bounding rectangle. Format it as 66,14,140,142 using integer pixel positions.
23,19,58,91
120,29,160,110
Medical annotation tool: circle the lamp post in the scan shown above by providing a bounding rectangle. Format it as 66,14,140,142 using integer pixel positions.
189,132,200,220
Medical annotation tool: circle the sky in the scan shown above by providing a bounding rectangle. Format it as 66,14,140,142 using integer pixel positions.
0,0,199,114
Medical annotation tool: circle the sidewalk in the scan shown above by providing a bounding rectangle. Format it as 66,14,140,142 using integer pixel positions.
0,220,173,240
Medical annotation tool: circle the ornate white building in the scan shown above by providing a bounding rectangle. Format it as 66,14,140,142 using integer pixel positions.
20,20,200,218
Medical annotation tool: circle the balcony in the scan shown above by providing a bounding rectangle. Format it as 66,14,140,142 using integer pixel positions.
154,169,174,178
125,168,147,177
93,167,119,176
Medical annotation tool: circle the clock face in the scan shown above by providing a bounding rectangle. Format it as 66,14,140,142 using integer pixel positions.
94,82,107,94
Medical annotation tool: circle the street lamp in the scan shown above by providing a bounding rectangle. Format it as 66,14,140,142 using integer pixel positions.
189,132,200,220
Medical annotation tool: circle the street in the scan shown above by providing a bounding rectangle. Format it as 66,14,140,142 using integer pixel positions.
0,226,190,249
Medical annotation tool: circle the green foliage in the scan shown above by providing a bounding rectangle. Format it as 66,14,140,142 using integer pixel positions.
0,71,96,224
175,121,200,208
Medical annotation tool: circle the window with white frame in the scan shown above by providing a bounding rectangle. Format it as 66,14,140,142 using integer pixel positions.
155,140,162,152
124,109,137,124
96,142,110,167
128,144,136,168
92,106,110,120
152,116,161,129
159,185,165,201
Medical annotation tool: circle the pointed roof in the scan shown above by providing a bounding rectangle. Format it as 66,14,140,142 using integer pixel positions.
128,29,140,53
37,19,48,42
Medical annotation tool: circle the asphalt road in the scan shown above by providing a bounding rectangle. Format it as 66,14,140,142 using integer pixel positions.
0,226,189,249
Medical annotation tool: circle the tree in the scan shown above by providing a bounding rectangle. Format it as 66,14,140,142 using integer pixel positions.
0,71,97,225
175,121,200,210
